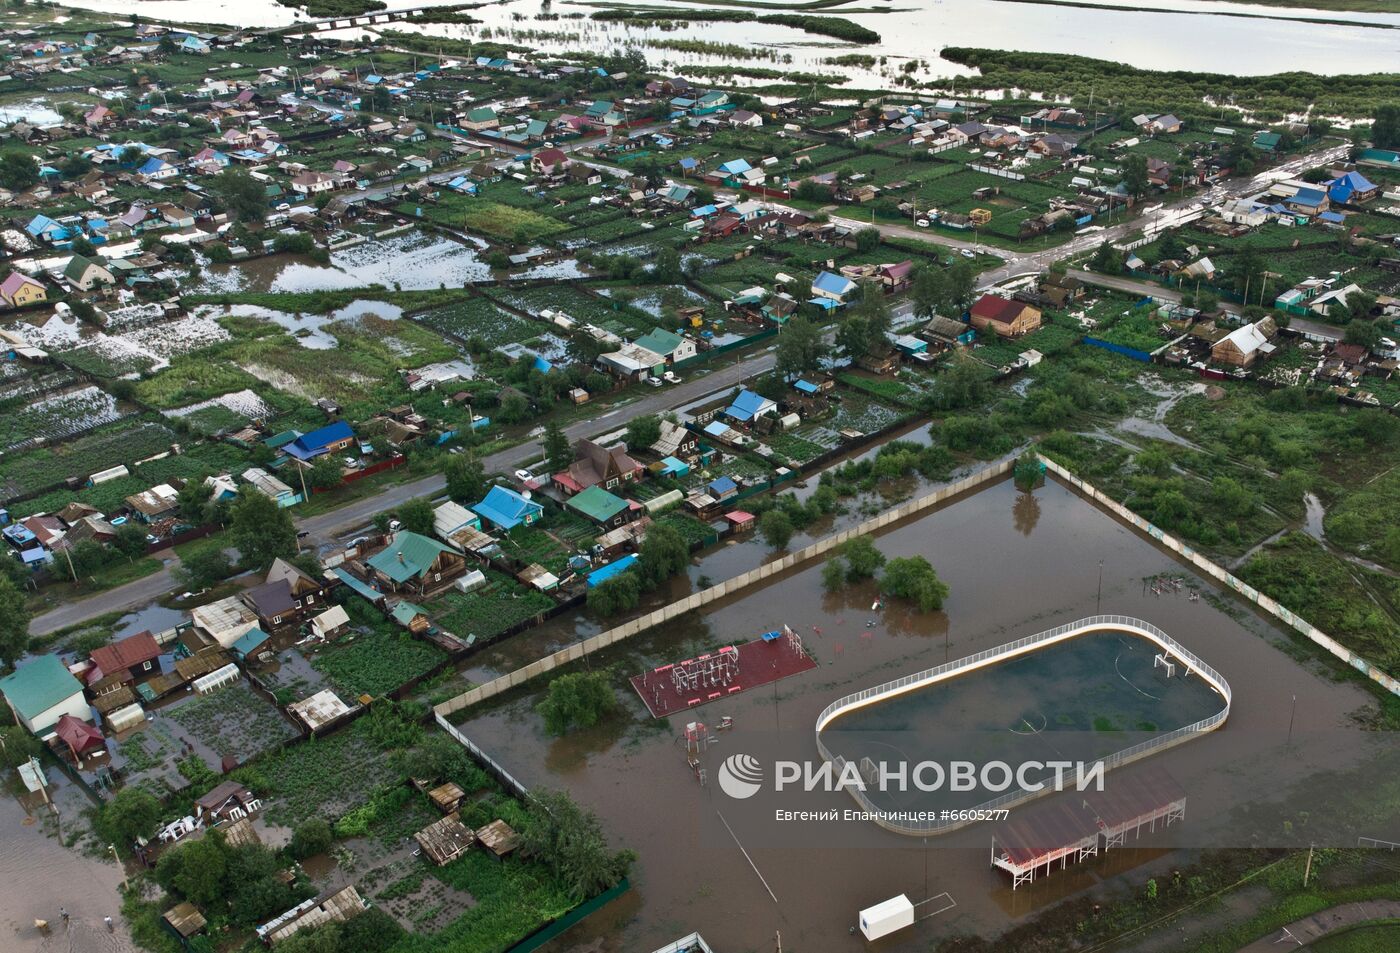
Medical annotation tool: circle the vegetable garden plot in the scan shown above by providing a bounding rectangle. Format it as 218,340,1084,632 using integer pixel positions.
0,418,175,499
414,298,539,347
829,392,911,434
258,726,395,828
164,681,299,765
432,571,555,642
308,628,447,700
1,385,126,451
489,285,652,333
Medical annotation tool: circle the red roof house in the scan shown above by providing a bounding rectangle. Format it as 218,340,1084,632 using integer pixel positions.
530,148,571,176
89,630,161,683
969,293,1042,338
55,714,105,760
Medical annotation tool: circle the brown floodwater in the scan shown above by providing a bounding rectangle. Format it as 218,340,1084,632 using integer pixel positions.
0,779,135,953
455,475,1390,952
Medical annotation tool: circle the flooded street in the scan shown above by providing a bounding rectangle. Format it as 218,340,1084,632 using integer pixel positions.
456,475,1386,952
0,783,134,953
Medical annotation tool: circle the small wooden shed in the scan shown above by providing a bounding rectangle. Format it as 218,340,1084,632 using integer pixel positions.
415,812,476,866
475,818,520,858
428,781,465,814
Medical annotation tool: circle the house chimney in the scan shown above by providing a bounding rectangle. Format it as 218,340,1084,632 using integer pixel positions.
397,552,405,564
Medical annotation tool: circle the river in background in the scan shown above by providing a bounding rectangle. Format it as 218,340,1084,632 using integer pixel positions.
35,0,1400,79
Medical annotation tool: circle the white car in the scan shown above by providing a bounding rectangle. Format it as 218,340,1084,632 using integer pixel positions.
644,377,664,388
514,469,535,483
959,248,976,259
663,371,682,384
915,218,930,228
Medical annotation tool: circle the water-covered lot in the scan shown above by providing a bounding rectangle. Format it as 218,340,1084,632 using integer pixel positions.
454,474,1391,951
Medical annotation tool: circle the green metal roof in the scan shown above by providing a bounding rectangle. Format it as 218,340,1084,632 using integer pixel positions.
391,601,427,626
0,654,83,721
634,327,682,357
366,532,460,583
565,485,629,523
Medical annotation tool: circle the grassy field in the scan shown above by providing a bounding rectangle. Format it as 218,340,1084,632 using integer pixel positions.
1310,923,1400,952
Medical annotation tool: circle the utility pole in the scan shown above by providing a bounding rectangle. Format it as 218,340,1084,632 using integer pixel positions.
1303,844,1314,887
1096,559,1103,614
1287,693,1297,746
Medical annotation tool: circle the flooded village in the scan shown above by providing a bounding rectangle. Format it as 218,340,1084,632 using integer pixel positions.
0,1,1399,952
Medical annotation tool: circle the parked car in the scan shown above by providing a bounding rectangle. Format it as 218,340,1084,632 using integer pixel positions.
915,218,930,228
959,248,976,259
663,371,682,384
645,377,664,388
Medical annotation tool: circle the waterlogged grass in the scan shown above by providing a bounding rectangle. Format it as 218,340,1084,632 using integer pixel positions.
1239,532,1400,675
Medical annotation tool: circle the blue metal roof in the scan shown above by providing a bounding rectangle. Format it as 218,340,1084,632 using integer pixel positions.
232,626,270,658
587,554,638,588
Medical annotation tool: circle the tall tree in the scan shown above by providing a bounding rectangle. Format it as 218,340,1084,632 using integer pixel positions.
519,788,635,900
624,414,661,451
0,575,29,670
306,455,344,492
945,261,976,313
229,490,297,570
652,246,681,284
213,166,270,225
543,421,573,474
835,315,875,361
1122,154,1150,198
444,453,486,504
910,266,945,320
1372,104,1400,150
397,498,435,536
0,152,38,191
774,316,825,380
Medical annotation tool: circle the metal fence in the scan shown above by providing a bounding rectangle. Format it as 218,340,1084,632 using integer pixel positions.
813,615,1232,836
1041,455,1400,699
434,711,530,799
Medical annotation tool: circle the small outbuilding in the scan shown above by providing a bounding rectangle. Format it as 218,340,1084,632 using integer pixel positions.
162,901,207,942
859,894,915,941
428,781,465,813
475,818,520,858
415,812,476,866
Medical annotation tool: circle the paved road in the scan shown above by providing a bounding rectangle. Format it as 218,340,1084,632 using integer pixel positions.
28,142,1348,634
297,348,783,542
30,556,179,637
1236,899,1400,952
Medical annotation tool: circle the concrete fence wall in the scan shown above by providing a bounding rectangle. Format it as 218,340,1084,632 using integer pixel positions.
434,458,1015,717
1041,455,1400,698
